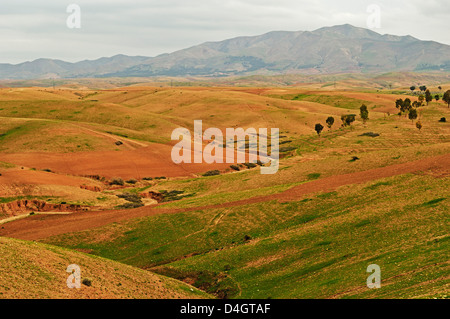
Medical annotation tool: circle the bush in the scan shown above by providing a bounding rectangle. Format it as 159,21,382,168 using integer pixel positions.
279,146,296,153
230,165,240,171
110,177,124,186
117,193,142,204
143,177,153,181
359,132,380,137
349,156,360,162
126,179,138,184
116,202,143,209
244,235,252,242
439,117,446,123
203,170,220,177
116,193,144,209
82,278,92,287
307,173,321,180
243,163,257,169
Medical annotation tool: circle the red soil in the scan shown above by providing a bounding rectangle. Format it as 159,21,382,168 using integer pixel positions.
0,199,87,217
1,153,447,241
0,144,231,179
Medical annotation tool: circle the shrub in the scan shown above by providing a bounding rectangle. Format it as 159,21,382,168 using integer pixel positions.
359,132,380,137
116,202,143,209
243,163,257,169
230,165,240,171
82,278,92,287
126,179,138,184
117,193,142,204
110,177,124,186
439,117,446,123
244,235,252,242
143,177,153,181
349,156,360,162
203,170,220,177
279,146,296,153
307,173,321,180
42,169,52,173
116,193,144,209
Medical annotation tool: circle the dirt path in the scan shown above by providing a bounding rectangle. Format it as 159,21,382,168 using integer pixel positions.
0,153,448,241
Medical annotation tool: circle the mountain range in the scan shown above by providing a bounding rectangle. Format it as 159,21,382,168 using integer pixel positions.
1,24,449,80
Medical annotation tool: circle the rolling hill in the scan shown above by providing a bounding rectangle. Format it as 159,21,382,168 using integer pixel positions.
1,24,450,80
0,237,210,299
0,83,448,299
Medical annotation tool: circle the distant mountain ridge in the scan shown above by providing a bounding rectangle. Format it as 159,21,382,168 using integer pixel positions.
1,24,450,79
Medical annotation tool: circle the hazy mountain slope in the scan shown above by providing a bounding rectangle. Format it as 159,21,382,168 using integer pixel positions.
1,24,449,79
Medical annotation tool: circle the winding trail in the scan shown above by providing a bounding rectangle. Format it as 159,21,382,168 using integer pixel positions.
0,153,448,241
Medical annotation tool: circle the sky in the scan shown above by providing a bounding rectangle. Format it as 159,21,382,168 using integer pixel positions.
1,0,449,64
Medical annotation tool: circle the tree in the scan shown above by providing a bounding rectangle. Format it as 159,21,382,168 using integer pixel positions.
412,101,421,108
416,120,423,131
419,85,427,92
418,94,425,106
315,123,324,136
435,94,440,102
395,99,404,110
360,104,369,124
425,89,432,105
443,90,450,108
410,86,416,92
408,108,418,123
438,86,442,91
341,114,356,127
401,98,412,113
326,116,335,130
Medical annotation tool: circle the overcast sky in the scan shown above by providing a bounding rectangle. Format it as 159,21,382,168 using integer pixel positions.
1,0,449,64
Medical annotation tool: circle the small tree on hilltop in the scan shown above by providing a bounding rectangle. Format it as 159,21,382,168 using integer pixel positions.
326,116,335,130
315,123,324,136
425,89,432,105
443,90,450,108
408,108,418,124
410,86,416,93
419,85,427,92
360,104,369,124
438,86,442,91
435,94,440,102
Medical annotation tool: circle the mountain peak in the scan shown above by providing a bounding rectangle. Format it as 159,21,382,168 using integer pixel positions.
1,25,449,79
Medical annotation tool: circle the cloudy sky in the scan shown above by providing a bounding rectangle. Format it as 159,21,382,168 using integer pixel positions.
1,0,449,64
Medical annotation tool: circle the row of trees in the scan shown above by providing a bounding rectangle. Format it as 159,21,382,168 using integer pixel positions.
314,104,368,135
314,87,449,135
409,86,450,108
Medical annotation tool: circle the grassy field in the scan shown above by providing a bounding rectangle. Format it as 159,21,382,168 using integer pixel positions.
41,172,449,298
